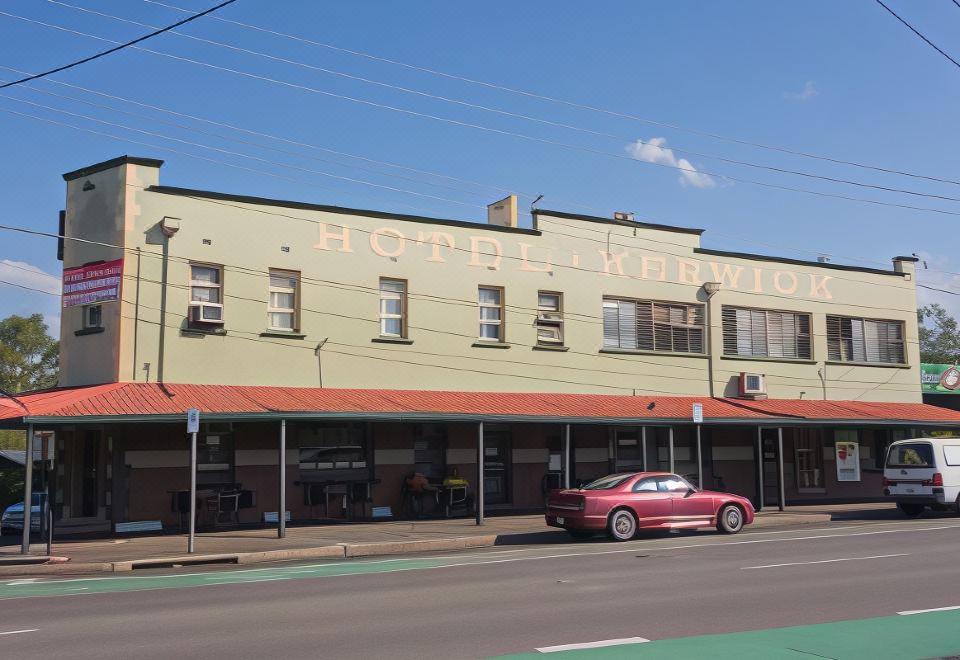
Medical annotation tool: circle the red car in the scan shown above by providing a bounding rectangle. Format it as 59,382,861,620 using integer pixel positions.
545,472,755,541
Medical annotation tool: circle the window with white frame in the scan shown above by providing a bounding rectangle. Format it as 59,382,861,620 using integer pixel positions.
268,269,300,331
536,291,563,345
721,306,811,359
379,278,407,338
478,286,504,341
603,298,705,354
84,304,102,329
189,263,224,326
826,315,905,364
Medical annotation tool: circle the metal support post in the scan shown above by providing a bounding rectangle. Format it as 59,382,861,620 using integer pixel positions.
45,434,54,557
777,427,786,512
668,427,675,474
756,427,764,512
279,419,287,538
21,424,33,555
563,424,571,489
641,427,647,471
476,422,484,526
188,430,197,554
696,425,703,489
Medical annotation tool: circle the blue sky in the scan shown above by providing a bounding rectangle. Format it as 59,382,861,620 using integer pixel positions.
1,0,959,333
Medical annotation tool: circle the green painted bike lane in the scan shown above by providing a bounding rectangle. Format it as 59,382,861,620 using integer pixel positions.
0,555,462,599
498,610,960,660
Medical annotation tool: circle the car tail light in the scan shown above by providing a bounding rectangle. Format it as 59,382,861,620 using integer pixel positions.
575,496,586,511
882,477,891,487
924,473,944,487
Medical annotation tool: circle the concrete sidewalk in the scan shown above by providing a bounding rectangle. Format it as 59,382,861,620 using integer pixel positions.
0,503,903,576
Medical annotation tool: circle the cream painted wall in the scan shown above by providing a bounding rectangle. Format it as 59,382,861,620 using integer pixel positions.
58,159,922,403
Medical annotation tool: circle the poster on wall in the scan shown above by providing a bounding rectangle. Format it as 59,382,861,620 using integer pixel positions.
835,441,861,482
62,258,123,307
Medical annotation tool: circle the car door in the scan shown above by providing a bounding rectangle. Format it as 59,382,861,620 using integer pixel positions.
627,477,674,528
661,476,715,524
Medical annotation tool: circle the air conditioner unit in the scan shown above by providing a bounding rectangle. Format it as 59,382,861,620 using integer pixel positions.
738,372,767,399
189,302,224,324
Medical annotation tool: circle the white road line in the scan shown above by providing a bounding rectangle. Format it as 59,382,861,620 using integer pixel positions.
742,553,909,570
536,637,650,653
897,605,960,616
0,629,38,636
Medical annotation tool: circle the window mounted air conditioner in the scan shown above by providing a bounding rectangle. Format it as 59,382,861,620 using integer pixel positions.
189,302,224,324
738,372,767,399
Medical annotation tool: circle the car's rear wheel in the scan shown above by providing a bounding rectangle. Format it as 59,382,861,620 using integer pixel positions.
897,502,924,518
567,530,593,540
608,509,637,542
716,504,744,534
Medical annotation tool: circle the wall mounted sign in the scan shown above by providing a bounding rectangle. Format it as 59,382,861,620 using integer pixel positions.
835,441,861,482
921,363,960,394
62,258,123,308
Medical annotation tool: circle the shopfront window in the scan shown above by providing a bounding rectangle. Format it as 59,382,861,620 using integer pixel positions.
297,423,369,474
197,422,235,486
414,424,447,480
794,429,823,490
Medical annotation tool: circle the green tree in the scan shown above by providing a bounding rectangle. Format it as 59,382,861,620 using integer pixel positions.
918,304,960,364
0,314,58,393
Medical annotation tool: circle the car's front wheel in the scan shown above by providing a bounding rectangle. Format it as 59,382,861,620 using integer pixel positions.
897,502,924,518
716,504,744,534
608,509,637,542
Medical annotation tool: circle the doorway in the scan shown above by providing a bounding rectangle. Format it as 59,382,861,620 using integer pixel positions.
760,429,781,508
483,425,512,506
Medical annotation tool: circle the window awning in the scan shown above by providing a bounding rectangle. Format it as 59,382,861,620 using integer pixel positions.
1,382,959,427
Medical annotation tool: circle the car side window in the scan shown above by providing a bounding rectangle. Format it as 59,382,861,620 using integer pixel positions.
657,477,689,493
632,478,657,492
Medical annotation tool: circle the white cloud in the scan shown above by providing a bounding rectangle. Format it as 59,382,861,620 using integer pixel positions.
784,80,818,101
0,260,61,296
624,137,716,189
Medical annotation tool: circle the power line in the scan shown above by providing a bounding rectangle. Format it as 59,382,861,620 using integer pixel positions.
6,12,960,221
874,0,960,69
0,0,237,90
37,1,960,206
145,0,960,188
5,71,935,274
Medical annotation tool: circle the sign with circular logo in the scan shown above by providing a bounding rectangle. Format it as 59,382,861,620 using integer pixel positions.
940,367,960,390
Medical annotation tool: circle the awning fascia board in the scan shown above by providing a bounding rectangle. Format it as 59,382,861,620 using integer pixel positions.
20,412,960,427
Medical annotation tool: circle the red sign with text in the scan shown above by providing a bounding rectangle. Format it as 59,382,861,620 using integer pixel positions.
62,259,123,308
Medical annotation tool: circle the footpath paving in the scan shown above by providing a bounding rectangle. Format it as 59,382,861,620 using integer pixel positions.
0,503,897,576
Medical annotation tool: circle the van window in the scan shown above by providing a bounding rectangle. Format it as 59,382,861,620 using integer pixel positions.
944,445,960,467
886,443,934,468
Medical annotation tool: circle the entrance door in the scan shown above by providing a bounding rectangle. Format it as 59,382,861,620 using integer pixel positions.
761,430,780,507
483,426,511,505
80,431,101,517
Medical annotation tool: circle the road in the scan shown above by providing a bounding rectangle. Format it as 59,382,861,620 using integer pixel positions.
1,518,960,659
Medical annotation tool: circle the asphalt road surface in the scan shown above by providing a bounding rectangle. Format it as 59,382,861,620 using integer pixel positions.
1,518,960,659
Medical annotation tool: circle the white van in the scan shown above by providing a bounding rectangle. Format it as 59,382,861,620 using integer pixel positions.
883,437,960,517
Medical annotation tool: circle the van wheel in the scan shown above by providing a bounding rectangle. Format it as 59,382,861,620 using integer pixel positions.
608,509,637,542
897,502,924,518
716,504,744,534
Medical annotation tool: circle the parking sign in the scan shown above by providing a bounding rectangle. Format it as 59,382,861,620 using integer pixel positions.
692,403,703,424
187,408,200,434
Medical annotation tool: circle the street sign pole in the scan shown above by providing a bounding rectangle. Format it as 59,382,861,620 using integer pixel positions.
692,403,704,489
186,409,200,554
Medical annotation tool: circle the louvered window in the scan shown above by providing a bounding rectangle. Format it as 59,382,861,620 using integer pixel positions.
826,315,905,364
603,298,705,354
721,306,811,359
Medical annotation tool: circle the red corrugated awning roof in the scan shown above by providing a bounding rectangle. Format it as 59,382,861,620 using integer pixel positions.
0,382,958,426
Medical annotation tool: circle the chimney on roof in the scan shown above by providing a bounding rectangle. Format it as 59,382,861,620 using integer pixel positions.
892,255,920,280
487,195,518,228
